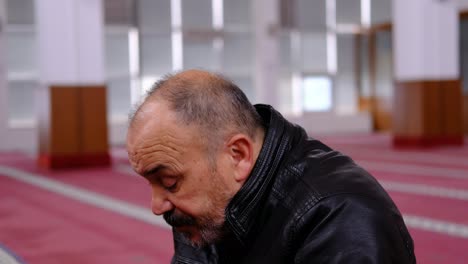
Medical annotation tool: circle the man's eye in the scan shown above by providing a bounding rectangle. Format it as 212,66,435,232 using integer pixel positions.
161,177,177,191
166,183,177,191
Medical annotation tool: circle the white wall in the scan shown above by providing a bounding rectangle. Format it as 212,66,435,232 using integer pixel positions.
36,0,104,84
394,0,459,81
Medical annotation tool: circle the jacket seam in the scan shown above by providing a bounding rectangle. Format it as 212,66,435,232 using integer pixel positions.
285,166,320,219
292,192,377,229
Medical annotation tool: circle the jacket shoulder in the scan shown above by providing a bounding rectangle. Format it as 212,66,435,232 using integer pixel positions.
277,138,393,209
270,139,415,263
292,194,415,263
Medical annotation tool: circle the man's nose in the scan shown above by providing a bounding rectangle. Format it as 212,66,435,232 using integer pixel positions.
151,194,174,215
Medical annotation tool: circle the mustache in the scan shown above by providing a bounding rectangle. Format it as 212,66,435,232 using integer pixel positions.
163,210,197,227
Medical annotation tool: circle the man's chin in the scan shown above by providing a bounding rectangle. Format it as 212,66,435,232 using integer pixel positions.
173,220,227,248
175,226,205,248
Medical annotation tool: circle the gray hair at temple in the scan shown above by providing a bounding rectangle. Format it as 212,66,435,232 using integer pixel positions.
129,70,264,153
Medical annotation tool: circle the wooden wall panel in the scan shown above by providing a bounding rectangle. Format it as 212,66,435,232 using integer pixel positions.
393,80,464,147
358,97,372,112
464,95,468,134
394,82,424,137
440,80,463,137
50,87,81,154
38,85,110,168
422,81,442,137
374,97,392,131
80,86,109,153
358,97,392,131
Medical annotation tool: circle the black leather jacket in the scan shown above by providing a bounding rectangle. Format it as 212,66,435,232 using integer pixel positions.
171,104,416,264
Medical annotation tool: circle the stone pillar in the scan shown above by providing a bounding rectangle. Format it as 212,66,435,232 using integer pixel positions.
36,0,110,168
393,0,463,147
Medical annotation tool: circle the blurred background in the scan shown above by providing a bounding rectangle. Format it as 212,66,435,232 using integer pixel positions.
0,0,467,263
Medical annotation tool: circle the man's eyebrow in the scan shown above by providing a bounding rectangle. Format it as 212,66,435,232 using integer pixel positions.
142,165,165,179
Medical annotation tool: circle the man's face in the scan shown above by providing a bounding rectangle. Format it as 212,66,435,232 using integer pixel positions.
127,101,237,247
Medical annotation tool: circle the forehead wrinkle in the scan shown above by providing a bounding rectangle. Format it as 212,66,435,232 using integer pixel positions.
127,100,205,175
133,134,188,174
134,149,181,176
138,145,183,170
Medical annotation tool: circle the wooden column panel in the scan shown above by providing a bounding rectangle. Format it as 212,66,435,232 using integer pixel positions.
80,86,109,152
464,95,468,134
50,87,81,154
374,97,393,131
393,80,464,147
393,82,424,137
80,86,111,166
441,81,463,139
38,85,110,169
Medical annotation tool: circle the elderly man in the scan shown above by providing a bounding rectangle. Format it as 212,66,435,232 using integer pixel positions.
127,70,416,263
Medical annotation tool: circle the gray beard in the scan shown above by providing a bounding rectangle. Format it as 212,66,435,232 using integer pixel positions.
164,209,228,248
179,219,227,248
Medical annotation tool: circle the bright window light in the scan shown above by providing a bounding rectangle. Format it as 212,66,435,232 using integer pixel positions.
302,76,332,112
212,0,223,30
141,76,160,97
171,0,183,70
361,0,371,28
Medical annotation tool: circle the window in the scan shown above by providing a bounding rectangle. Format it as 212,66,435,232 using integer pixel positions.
104,0,137,122
181,0,212,29
301,33,328,73
375,31,393,98
302,76,333,112
279,0,375,115
104,26,134,122
278,0,332,114
371,0,392,25
138,0,173,99
141,76,161,95
221,0,254,102
336,0,361,25
183,36,218,71
336,34,358,114
5,0,37,127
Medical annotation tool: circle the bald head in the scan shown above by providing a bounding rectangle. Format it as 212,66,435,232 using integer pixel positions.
130,70,264,152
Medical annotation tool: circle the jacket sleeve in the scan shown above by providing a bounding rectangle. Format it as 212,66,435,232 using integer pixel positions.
293,194,416,264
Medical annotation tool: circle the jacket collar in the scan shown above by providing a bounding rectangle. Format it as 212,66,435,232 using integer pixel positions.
224,104,295,245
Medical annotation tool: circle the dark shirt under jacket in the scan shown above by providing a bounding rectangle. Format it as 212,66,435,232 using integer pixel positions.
171,104,416,264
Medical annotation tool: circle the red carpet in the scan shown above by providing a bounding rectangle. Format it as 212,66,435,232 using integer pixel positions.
0,153,173,264
0,134,467,263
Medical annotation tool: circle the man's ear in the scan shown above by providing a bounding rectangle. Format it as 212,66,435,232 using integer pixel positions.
225,134,254,184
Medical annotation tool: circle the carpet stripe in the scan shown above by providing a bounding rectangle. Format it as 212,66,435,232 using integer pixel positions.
347,151,468,168
373,171,468,190
0,165,170,230
404,215,468,239
0,244,24,264
358,161,468,179
380,180,468,201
